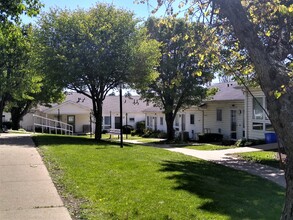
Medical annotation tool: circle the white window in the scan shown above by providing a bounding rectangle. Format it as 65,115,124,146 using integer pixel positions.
253,97,264,120
129,117,135,122
252,96,271,131
104,116,111,125
160,117,164,125
190,114,195,124
146,116,150,127
175,115,179,126
216,109,222,121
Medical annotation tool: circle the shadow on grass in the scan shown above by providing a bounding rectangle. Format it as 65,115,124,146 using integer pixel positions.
159,159,284,219
32,135,133,148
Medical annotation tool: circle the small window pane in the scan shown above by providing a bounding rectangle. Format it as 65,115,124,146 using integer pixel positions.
216,109,222,121
175,115,179,126
190,114,195,124
253,97,264,120
160,117,164,125
104,116,111,125
265,123,274,131
253,122,263,130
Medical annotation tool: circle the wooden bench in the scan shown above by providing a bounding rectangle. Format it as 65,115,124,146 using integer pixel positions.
108,129,121,139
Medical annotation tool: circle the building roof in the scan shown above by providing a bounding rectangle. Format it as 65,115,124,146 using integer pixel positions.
41,92,155,114
40,82,244,114
207,82,244,101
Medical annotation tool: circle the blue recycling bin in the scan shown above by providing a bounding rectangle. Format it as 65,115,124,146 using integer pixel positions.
265,133,277,144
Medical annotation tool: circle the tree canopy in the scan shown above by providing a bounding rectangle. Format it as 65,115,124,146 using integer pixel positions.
36,3,160,140
140,0,293,218
138,17,216,140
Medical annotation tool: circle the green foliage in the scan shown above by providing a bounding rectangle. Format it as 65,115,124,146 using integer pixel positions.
137,17,217,140
142,129,167,138
0,0,42,23
36,4,160,140
198,133,223,143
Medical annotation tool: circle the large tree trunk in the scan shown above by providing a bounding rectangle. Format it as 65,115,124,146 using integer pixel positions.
11,108,21,130
217,0,293,218
0,100,5,133
10,101,33,130
92,99,103,141
0,94,8,133
165,112,175,141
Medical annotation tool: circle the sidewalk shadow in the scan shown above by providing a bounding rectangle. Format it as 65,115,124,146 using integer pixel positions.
0,136,35,148
32,135,132,148
159,159,284,219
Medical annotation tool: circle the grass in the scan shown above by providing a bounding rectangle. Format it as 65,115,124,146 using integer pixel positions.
233,151,284,169
101,133,165,143
34,135,285,220
183,143,236,151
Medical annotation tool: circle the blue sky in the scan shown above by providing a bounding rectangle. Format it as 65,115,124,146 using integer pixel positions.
23,0,164,24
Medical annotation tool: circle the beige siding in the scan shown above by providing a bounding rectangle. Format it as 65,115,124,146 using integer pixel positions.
246,89,272,140
200,101,244,140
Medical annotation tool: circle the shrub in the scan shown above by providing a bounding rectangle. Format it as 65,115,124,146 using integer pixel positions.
135,121,145,135
235,138,266,147
198,133,223,143
2,121,12,129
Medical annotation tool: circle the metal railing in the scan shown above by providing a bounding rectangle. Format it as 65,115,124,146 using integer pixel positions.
33,114,73,135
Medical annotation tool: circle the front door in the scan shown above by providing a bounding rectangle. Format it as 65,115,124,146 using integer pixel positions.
115,117,121,129
230,110,237,139
67,115,75,133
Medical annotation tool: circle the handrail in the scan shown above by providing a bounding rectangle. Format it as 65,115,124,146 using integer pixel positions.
33,114,73,135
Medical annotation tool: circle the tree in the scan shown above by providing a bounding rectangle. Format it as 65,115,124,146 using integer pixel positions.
0,0,42,23
141,0,293,218
7,27,65,131
36,4,160,140
0,24,43,131
0,0,42,131
137,17,215,141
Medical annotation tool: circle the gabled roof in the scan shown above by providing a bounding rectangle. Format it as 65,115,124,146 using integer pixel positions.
41,92,155,114
43,100,91,114
39,82,244,115
207,82,244,101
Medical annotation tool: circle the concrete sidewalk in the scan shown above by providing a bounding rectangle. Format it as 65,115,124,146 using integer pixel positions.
165,143,286,188
0,133,72,220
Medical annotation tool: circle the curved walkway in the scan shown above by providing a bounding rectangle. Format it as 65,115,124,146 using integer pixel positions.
165,143,285,188
0,133,72,220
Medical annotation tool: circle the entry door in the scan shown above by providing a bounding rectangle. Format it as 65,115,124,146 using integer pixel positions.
115,117,121,129
181,114,186,131
67,115,75,132
154,117,157,130
230,110,237,139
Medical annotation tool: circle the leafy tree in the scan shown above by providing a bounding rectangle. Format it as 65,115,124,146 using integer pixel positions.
0,0,42,131
7,27,65,131
0,0,42,23
138,17,215,141
0,24,43,131
36,4,160,140
141,0,293,218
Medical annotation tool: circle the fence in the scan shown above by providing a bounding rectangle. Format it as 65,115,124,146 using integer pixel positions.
33,114,73,135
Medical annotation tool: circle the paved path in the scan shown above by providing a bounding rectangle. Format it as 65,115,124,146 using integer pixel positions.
165,143,286,188
0,133,72,220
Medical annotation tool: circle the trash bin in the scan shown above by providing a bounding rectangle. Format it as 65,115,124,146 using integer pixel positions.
265,133,277,144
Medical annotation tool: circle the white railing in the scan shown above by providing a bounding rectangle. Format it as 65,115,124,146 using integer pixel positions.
33,114,73,135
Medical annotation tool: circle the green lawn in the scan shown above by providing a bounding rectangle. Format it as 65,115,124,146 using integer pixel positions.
184,143,236,151
34,135,284,220
101,133,165,143
233,151,284,169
